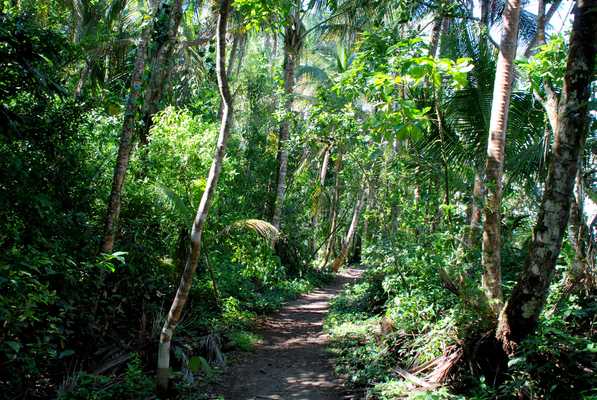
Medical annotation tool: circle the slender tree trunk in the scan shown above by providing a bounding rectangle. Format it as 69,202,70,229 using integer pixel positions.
530,0,559,168
139,0,184,145
227,36,239,78
480,0,489,27
332,186,368,272
481,0,521,314
414,176,421,206
496,0,596,354
466,171,484,248
432,15,450,211
319,145,331,189
523,0,563,58
323,150,342,267
311,144,331,235
157,0,233,388
362,183,375,247
362,186,370,246
542,84,559,134
74,61,90,100
434,101,450,206
100,27,151,254
566,167,589,287
429,16,443,58
272,15,301,229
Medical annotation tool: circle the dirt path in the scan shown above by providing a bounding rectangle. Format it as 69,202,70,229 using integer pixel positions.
207,267,363,400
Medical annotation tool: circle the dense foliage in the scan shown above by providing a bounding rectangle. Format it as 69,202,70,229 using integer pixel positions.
0,0,595,399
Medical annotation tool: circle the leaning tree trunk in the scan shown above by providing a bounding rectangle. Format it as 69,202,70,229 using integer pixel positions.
496,0,596,355
100,27,151,254
323,149,342,267
528,0,559,146
271,14,302,229
332,186,368,272
157,0,233,389
311,144,331,248
523,0,563,58
139,0,184,145
481,0,521,314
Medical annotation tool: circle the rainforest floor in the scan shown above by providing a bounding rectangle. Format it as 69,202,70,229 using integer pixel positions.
206,267,364,400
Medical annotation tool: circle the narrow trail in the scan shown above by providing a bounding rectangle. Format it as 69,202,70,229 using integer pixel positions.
207,267,364,400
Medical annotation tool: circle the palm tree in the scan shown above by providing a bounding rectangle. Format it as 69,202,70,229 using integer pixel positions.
481,0,521,314
272,8,305,229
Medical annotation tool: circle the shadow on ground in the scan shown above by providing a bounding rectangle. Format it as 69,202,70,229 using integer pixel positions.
206,267,363,400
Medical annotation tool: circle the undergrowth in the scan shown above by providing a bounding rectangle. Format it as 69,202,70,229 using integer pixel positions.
326,222,597,400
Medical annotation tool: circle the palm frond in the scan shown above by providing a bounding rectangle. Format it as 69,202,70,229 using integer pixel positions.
223,219,281,243
296,64,330,84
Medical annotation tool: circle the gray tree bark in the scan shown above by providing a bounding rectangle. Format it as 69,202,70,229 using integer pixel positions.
139,0,184,145
323,150,342,267
157,0,233,388
311,144,332,241
332,186,368,272
496,0,596,354
100,27,151,253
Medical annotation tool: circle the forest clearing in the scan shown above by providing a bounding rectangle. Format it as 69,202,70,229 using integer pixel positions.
0,0,596,399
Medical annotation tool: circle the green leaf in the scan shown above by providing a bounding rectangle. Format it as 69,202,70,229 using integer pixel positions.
6,341,21,353
188,356,202,373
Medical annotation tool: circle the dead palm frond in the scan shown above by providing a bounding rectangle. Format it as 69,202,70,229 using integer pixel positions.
222,219,281,244
395,344,464,390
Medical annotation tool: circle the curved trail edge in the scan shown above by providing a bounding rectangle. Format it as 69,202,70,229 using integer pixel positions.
207,267,364,400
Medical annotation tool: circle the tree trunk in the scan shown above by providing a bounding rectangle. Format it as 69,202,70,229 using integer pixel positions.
530,0,559,167
100,27,151,254
74,61,90,100
311,144,331,241
227,35,239,79
271,15,301,229
466,171,484,248
362,183,374,247
567,168,589,286
523,0,563,58
496,0,596,355
481,0,521,314
323,150,342,267
429,17,443,58
480,0,489,28
157,0,233,389
139,0,184,145
332,186,368,272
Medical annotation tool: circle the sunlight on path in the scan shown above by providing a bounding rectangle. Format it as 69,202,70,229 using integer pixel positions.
206,267,363,400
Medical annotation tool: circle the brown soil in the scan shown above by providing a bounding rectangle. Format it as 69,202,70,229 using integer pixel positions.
206,267,363,400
